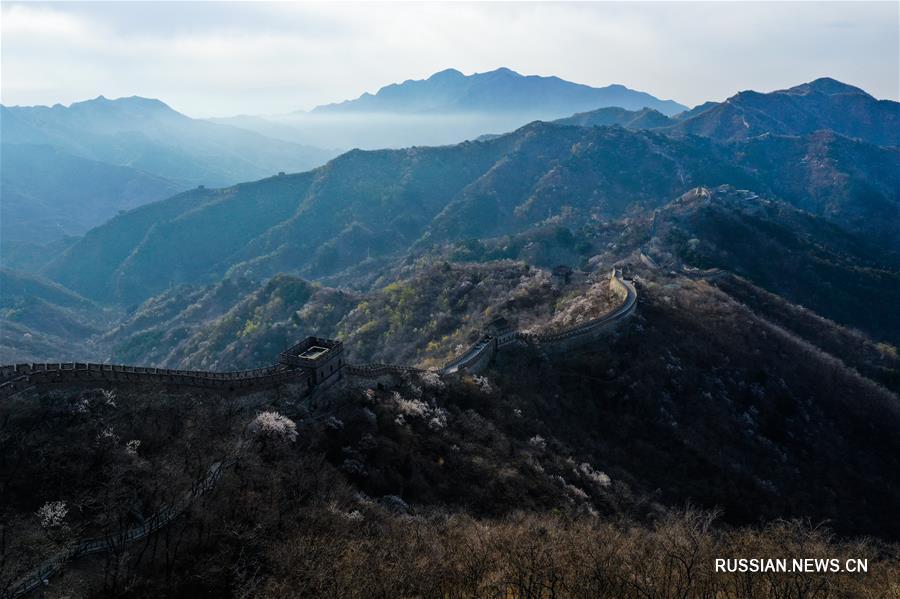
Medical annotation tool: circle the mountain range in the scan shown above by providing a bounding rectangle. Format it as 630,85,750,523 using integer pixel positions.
2,75,899,360
12,69,884,252
553,78,900,147
208,68,688,150
38,117,898,313
0,97,338,244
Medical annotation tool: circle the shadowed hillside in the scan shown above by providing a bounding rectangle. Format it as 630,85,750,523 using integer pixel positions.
3,260,899,595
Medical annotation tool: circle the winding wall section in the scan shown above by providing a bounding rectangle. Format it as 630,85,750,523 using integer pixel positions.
5,456,237,599
0,271,636,395
441,269,636,374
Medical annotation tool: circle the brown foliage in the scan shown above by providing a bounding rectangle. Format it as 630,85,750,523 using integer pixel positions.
259,509,900,599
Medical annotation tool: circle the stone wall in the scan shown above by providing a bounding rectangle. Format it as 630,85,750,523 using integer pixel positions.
1,272,637,397
0,362,309,399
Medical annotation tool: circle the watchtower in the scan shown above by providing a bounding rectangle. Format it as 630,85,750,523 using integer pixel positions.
280,336,344,386
483,316,518,346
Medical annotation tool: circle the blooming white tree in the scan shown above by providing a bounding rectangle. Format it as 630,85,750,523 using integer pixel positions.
97,426,119,444
249,411,298,442
325,416,344,431
428,408,448,431
395,396,429,418
101,388,117,407
565,484,589,500
576,462,611,487
529,435,547,449
419,371,445,390
470,375,493,394
125,439,142,456
37,501,68,528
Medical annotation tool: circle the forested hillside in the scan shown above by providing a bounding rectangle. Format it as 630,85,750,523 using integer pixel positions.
38,121,899,312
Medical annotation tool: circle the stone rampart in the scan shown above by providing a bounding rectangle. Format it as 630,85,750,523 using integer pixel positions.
1,272,636,398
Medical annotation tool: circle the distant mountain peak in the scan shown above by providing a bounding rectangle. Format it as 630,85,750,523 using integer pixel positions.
552,105,674,130
484,66,518,76
429,68,465,80
61,95,176,113
668,77,897,145
311,68,687,116
787,77,869,97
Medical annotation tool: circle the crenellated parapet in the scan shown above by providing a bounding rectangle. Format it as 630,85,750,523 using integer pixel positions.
0,338,340,399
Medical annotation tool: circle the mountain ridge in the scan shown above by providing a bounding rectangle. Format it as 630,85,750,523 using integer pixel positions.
311,67,688,116
1,96,336,185
667,77,900,145
37,122,899,348
1,96,339,244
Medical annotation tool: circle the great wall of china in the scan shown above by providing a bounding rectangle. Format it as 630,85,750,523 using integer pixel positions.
0,270,636,400
2,269,636,598
5,456,237,599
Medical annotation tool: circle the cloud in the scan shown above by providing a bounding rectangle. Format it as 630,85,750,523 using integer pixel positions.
1,1,897,117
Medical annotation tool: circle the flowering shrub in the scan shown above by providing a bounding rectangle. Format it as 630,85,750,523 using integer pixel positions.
250,411,298,442
565,484,589,500
71,396,91,414
470,375,493,394
125,439,142,456
37,501,68,528
529,435,547,449
97,426,119,443
392,391,449,431
101,389,117,407
428,408,448,431
575,462,611,487
345,510,364,522
419,371,445,390
395,396,429,418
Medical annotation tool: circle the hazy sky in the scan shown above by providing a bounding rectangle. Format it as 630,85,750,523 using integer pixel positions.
2,2,897,118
